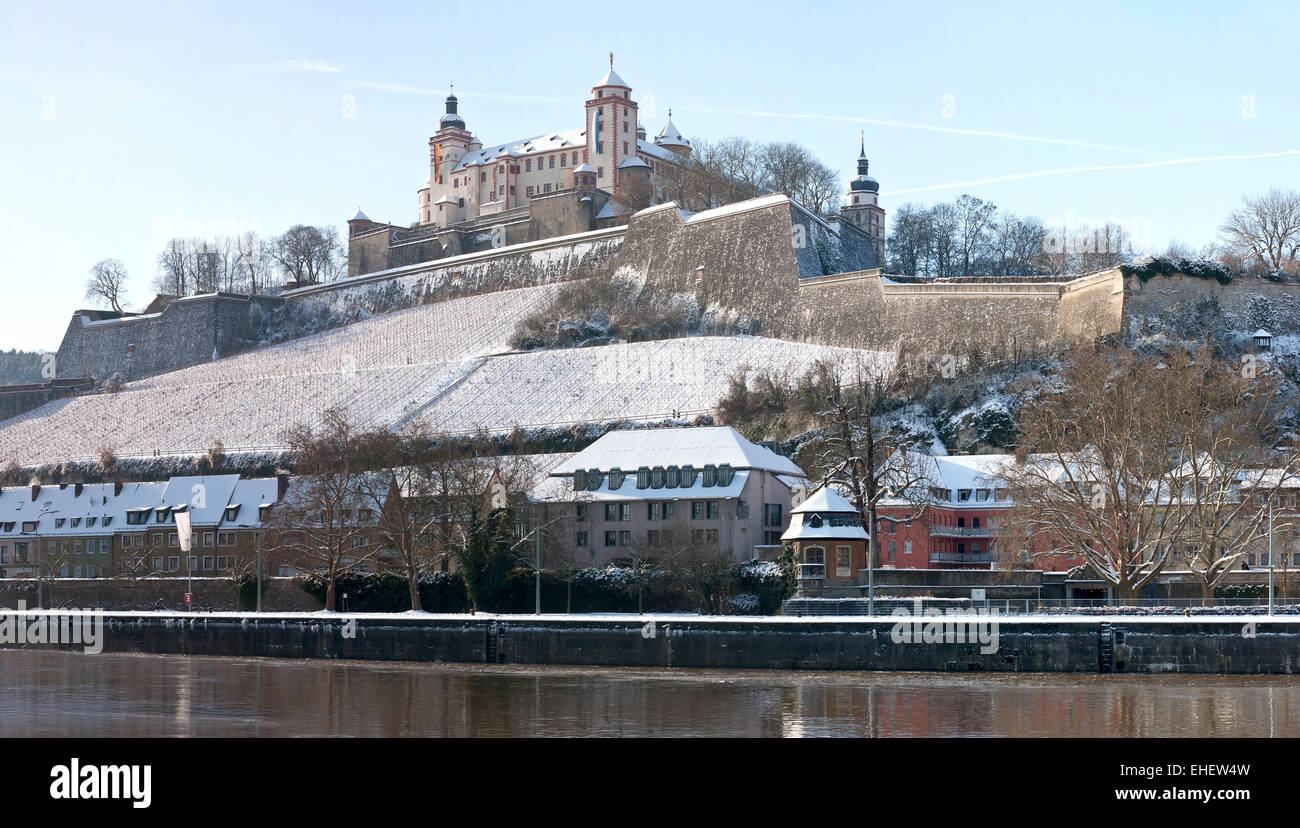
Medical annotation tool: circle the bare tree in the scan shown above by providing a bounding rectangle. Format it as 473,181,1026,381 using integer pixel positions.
999,346,1293,601
269,225,344,287
1221,188,1300,272
955,194,997,277
85,259,129,313
270,409,376,610
796,357,936,568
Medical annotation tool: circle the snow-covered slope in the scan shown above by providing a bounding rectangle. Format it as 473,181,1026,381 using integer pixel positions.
0,285,890,465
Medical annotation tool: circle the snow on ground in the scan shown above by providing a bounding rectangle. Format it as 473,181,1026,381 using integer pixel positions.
0,281,891,465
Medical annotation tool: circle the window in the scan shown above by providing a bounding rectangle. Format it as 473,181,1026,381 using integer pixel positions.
168,534,178,548
888,520,896,534
648,502,662,521
351,537,369,549
577,531,588,547
836,545,852,577
736,500,749,519
203,532,214,548
576,503,587,522
168,556,179,571
692,502,705,520
605,504,619,522
572,152,578,165
604,531,617,547
608,468,626,489
637,466,651,489
958,490,972,502
764,503,782,527
805,546,825,564
718,464,734,486
480,172,487,182
623,142,628,155
560,155,566,167
598,167,604,178
702,465,717,487
680,465,697,487
187,555,197,572
619,530,631,546
976,489,990,502
526,186,534,197
904,540,913,555
544,183,551,193
706,501,720,520
663,502,676,520
218,532,234,546
651,466,665,488
152,556,163,571
549,156,555,169
526,160,531,172
888,540,897,562
620,503,631,522
665,466,680,488
55,518,65,528
203,556,214,571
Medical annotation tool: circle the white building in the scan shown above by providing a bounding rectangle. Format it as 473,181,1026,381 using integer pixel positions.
417,61,693,228
534,426,808,564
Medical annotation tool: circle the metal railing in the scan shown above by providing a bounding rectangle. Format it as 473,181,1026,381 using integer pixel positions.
928,552,993,564
928,526,994,538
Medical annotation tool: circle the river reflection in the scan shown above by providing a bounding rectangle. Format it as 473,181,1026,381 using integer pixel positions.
0,650,1296,737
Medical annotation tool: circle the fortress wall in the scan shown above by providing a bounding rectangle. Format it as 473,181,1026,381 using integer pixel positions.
286,227,625,322
617,198,1123,356
54,294,283,384
1124,273,1300,335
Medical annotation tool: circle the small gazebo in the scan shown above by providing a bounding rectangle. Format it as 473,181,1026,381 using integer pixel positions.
1253,329,1274,352
781,485,869,593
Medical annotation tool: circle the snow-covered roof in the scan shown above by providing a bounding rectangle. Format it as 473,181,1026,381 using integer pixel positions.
618,157,651,169
0,481,168,538
1254,329,1274,338
160,474,241,526
595,199,629,220
453,129,586,170
351,209,370,221
221,478,281,528
534,469,751,502
791,485,857,515
637,138,681,163
780,517,869,542
434,194,457,205
575,163,596,173
655,117,689,148
594,67,628,89
550,426,804,477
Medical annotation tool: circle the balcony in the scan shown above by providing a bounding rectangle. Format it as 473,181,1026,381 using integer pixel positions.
928,525,993,538
929,552,992,565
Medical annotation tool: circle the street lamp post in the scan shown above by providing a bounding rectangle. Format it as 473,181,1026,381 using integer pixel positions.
256,530,263,613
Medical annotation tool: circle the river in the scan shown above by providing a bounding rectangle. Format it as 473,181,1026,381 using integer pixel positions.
1,650,1296,737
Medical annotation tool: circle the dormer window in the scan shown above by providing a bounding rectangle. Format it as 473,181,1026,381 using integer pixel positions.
573,470,588,491
665,466,680,488
702,465,717,487
958,490,972,502
608,468,626,489
681,465,697,487
70,518,81,528
102,517,113,527
718,464,735,486
586,470,604,492
636,467,651,489
651,467,665,489
258,505,271,521
87,517,97,527
156,507,171,523
224,505,240,522
126,508,151,525
54,518,66,528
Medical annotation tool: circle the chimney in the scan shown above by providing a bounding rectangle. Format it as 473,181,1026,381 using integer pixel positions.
276,471,290,501
30,484,39,501
114,481,124,496
74,482,84,497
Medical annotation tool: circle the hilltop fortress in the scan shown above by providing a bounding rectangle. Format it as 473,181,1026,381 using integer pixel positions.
10,63,1300,463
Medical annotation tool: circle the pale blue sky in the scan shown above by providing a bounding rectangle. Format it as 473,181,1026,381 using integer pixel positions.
2,0,1297,350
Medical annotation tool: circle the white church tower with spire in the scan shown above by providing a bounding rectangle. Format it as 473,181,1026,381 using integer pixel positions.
840,134,885,264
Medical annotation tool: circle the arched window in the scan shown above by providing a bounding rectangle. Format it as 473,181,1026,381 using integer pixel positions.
804,546,825,565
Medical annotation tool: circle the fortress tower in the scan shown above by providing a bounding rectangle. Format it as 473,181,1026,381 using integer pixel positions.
841,134,885,264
